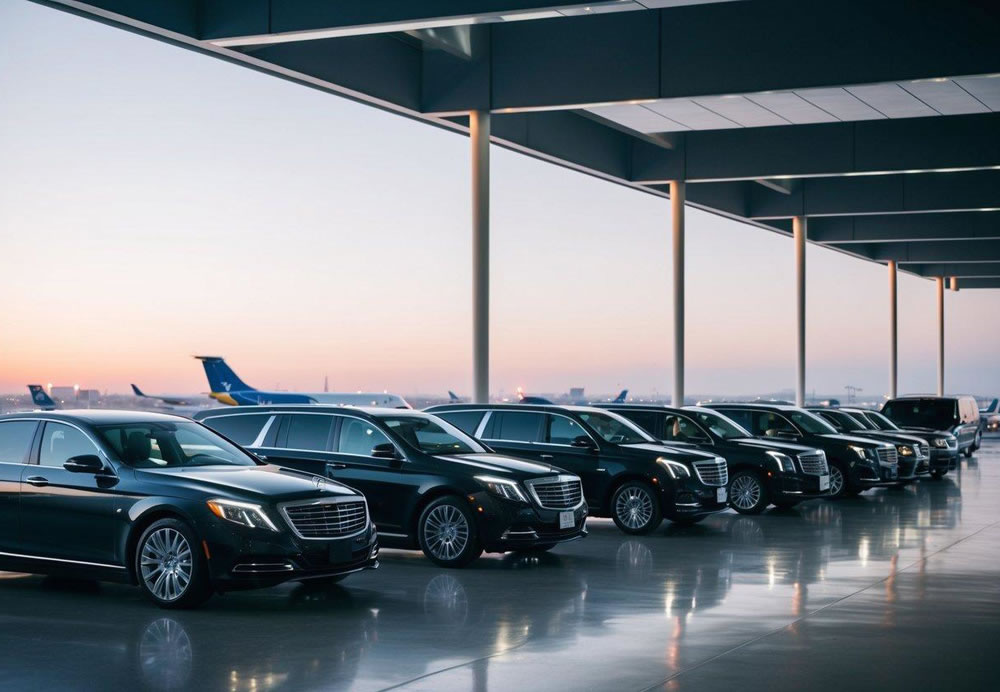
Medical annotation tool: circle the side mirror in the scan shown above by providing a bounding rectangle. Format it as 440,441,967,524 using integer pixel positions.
372,443,400,459
64,454,105,474
571,435,597,450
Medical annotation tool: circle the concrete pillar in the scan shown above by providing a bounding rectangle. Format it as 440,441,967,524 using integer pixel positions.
671,180,685,407
470,110,490,403
794,216,806,407
888,260,897,399
950,277,959,292
937,277,945,396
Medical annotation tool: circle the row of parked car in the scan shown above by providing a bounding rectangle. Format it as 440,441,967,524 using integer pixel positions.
0,395,981,607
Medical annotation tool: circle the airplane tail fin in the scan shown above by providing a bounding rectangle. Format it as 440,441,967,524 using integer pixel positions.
27,385,57,409
448,390,460,402
613,389,628,403
194,356,255,394
986,398,998,413
131,384,146,397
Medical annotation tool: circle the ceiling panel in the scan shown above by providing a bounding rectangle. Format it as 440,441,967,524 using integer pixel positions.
644,99,741,130
900,79,990,115
954,75,1000,110
746,92,839,124
847,84,939,118
584,103,686,132
795,88,887,121
692,95,789,127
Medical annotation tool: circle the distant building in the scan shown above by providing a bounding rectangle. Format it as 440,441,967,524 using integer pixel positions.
569,388,585,400
50,386,77,403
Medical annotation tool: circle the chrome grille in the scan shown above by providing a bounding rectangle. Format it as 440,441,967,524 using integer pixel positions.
526,476,583,510
282,499,368,539
692,458,728,487
876,447,898,467
918,443,930,459
797,451,829,475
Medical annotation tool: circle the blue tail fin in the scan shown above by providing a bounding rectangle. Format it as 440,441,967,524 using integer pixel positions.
131,384,146,397
27,385,57,409
194,356,255,393
613,389,628,403
448,390,460,402
985,398,998,413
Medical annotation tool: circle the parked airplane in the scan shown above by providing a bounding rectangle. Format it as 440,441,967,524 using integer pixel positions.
516,387,553,405
981,398,999,432
448,390,464,403
131,384,200,407
194,356,410,408
27,385,57,410
611,389,628,404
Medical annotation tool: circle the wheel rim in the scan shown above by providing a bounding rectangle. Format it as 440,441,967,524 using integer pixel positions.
615,486,654,530
140,528,193,602
423,505,470,561
829,466,844,496
730,475,762,510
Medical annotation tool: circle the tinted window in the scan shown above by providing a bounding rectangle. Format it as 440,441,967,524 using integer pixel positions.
436,411,486,436
0,421,36,464
817,410,864,432
546,415,586,445
576,411,653,444
39,422,99,468
717,408,753,431
751,412,797,437
381,415,484,454
489,412,543,442
338,418,392,456
883,399,958,428
284,414,333,451
663,415,710,443
204,415,270,446
98,422,256,468
616,410,662,438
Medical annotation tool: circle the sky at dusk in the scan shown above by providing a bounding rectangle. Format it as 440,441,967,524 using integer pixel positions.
1,1,998,399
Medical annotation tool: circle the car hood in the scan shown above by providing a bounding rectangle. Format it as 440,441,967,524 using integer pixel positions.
139,464,358,501
434,453,561,479
851,431,927,446
899,426,952,437
732,438,818,454
622,442,720,464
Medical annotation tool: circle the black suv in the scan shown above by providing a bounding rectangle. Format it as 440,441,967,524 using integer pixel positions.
0,410,378,608
703,403,899,499
599,404,831,514
807,407,930,481
195,406,587,567
840,407,958,479
425,403,730,533
882,396,982,458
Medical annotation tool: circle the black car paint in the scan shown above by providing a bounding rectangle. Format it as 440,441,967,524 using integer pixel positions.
840,407,959,475
195,406,588,554
425,403,730,522
0,410,377,594
882,396,982,456
806,408,931,480
600,405,832,505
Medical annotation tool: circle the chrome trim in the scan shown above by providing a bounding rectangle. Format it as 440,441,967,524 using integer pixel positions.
523,475,585,511
501,529,539,539
377,531,409,538
232,562,294,573
251,415,277,447
278,496,370,540
9,416,113,467
0,551,126,570
691,458,729,487
474,411,492,439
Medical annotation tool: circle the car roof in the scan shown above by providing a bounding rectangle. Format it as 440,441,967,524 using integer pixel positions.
1,409,190,425
427,403,606,414
195,404,429,419
704,402,798,411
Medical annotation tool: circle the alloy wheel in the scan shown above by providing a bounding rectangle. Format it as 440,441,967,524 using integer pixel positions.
730,474,762,510
140,528,193,603
829,466,845,496
615,486,654,530
423,505,470,561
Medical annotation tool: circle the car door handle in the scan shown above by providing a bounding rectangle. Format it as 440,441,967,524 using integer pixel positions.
25,476,49,487
539,454,555,461
326,463,347,470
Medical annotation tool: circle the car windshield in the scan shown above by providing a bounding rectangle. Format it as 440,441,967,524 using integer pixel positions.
883,399,958,428
380,415,486,455
98,421,257,469
864,410,900,431
577,411,655,444
841,410,877,430
689,410,751,439
787,410,839,435
820,410,866,432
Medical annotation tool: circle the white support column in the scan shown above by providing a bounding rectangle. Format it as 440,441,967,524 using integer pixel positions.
671,180,685,407
950,276,959,292
888,260,898,399
937,276,945,396
794,216,807,407
470,110,490,403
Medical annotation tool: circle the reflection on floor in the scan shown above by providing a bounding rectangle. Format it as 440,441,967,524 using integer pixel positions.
1,439,997,691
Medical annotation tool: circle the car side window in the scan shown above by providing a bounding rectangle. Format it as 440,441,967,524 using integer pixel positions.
436,411,486,436
718,409,752,431
546,415,585,445
487,412,544,442
38,422,100,468
0,421,37,464
204,414,271,446
338,418,392,457
754,412,797,437
284,414,334,452
617,410,661,438
663,415,710,443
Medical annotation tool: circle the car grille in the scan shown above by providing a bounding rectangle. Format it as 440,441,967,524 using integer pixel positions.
527,476,583,510
876,447,898,467
692,459,728,487
918,443,929,459
282,500,368,539
797,451,829,475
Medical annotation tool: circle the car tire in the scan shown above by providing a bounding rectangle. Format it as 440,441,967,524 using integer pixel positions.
826,463,849,499
610,481,663,535
728,470,769,515
962,444,974,458
972,431,982,451
135,518,212,609
418,496,483,568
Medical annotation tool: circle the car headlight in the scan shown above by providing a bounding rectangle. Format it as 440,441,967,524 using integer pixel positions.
475,475,529,503
656,457,691,479
897,445,914,456
848,445,868,460
932,438,948,448
766,451,796,473
207,499,279,531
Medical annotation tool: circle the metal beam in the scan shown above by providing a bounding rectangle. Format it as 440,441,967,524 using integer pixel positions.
807,212,1000,244
865,240,1000,263
948,278,1000,289
906,263,1000,278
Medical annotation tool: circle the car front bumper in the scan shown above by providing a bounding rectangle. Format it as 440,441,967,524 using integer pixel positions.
768,471,832,500
472,494,589,553
662,477,729,520
928,447,959,471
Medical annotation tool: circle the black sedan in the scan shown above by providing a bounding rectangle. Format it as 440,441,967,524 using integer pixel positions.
600,404,831,514
0,410,378,608
195,406,588,567
807,407,930,481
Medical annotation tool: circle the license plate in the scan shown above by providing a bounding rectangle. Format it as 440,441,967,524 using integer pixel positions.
559,511,575,529
328,541,351,564
716,487,727,503
819,475,830,491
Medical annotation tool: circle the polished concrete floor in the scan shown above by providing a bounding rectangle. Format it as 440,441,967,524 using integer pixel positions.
2,438,998,691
